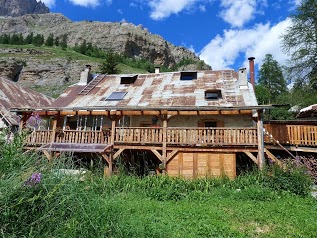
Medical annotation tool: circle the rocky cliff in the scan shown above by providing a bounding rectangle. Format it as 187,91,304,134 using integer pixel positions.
0,13,206,68
0,0,49,17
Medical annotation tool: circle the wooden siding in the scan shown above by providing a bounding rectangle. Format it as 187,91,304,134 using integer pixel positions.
166,152,236,179
264,124,317,146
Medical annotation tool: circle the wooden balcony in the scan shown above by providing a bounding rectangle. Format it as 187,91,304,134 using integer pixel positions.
264,124,317,147
25,127,258,147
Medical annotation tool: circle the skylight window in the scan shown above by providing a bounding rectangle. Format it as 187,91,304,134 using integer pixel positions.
205,90,222,100
120,75,138,84
180,71,197,80
106,92,127,101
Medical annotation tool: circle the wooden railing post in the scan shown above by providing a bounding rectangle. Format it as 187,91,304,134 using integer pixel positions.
50,118,57,143
257,111,265,170
161,114,168,172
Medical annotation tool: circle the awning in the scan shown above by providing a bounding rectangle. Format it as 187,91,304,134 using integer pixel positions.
40,143,112,153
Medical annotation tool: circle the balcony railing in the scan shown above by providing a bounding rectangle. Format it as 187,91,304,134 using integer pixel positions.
24,130,52,146
25,127,258,147
264,124,317,146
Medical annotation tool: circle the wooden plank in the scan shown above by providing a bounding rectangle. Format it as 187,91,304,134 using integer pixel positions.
244,151,258,165
113,148,124,160
166,150,179,163
151,149,162,161
264,148,282,166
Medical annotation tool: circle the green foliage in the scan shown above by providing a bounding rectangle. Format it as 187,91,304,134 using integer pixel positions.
24,32,34,44
0,140,316,238
99,51,119,74
60,34,68,50
257,54,287,104
32,33,44,47
45,33,54,47
282,0,317,87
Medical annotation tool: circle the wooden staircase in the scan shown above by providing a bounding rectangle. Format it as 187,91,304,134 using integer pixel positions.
78,75,104,95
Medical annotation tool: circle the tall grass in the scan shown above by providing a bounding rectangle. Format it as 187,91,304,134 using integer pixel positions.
0,132,316,237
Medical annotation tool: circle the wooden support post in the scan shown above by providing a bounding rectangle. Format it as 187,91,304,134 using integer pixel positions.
162,116,167,172
50,118,57,143
43,150,53,163
257,111,265,170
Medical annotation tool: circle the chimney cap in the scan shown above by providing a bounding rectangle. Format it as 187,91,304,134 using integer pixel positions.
248,57,255,61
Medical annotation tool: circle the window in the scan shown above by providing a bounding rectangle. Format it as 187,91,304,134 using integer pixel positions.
106,92,127,101
205,121,217,127
120,75,137,84
205,90,222,100
180,71,197,80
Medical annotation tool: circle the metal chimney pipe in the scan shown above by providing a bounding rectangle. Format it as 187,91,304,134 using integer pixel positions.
248,57,255,90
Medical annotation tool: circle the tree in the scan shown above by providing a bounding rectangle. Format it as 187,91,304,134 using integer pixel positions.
32,34,44,46
60,34,68,50
24,33,34,44
256,54,287,104
282,0,317,88
99,51,119,74
45,33,54,46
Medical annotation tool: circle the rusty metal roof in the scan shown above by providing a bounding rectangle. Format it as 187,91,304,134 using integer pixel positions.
0,77,53,126
50,70,258,110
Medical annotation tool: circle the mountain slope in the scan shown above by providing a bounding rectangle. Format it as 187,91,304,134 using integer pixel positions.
0,0,49,17
0,13,207,68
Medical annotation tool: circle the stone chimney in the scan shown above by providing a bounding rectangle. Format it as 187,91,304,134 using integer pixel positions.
155,66,160,74
78,65,93,85
238,67,247,87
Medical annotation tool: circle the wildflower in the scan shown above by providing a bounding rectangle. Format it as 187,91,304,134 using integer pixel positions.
24,172,42,188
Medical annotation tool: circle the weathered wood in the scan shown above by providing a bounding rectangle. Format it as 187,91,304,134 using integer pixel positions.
151,149,162,161
244,152,258,165
257,114,264,170
43,150,53,162
113,148,124,160
264,148,282,166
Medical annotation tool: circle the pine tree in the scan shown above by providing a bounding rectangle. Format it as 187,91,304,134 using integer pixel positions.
24,33,34,44
60,34,67,50
45,33,54,46
99,51,119,74
282,0,317,88
256,54,287,104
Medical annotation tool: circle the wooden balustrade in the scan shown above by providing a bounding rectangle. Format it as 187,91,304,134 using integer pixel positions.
264,124,317,146
55,130,109,144
25,130,52,145
25,127,259,147
166,127,258,145
115,127,163,144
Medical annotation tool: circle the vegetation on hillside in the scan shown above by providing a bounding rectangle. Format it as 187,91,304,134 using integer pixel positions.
0,131,316,237
0,32,201,74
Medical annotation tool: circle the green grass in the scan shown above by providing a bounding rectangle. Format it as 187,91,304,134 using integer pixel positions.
0,134,316,237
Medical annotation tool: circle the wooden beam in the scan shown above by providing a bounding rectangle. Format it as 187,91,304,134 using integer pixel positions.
91,111,109,116
60,111,77,116
257,113,265,170
166,150,178,163
151,149,162,161
198,111,220,115
244,152,258,165
221,110,240,115
239,110,252,114
43,150,53,162
264,148,282,166
122,111,142,116
179,111,198,115
162,118,167,170
113,148,124,160
50,118,57,143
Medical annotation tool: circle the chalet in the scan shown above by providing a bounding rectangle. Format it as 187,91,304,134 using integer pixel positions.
0,76,52,131
13,61,272,179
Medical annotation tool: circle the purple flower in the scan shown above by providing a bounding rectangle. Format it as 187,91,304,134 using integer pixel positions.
24,172,42,188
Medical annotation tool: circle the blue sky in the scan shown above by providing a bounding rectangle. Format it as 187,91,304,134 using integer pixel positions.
38,0,300,71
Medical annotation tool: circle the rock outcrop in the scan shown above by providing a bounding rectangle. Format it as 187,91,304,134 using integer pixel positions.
0,0,49,17
0,13,209,68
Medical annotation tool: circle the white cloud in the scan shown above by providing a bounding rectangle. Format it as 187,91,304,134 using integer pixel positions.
199,18,292,70
148,0,199,20
68,0,101,8
219,0,257,28
37,0,55,8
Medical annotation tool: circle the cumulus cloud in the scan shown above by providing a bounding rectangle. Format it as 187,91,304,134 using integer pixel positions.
219,0,260,28
148,0,198,20
68,0,101,8
199,18,292,70
37,0,55,8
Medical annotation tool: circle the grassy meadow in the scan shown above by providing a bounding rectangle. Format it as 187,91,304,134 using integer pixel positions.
0,133,316,238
